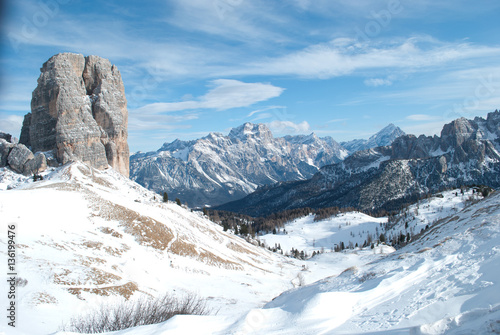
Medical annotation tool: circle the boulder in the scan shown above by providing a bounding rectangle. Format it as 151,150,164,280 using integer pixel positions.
0,132,12,143
0,139,14,167
7,144,35,175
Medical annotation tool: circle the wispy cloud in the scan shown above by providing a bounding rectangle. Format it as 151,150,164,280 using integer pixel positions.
240,37,500,79
165,0,291,44
128,113,199,132
134,80,285,114
406,114,440,121
364,78,392,87
0,114,23,137
267,120,311,134
327,118,349,123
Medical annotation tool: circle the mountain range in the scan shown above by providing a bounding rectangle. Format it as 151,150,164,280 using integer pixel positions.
341,123,406,154
217,111,500,217
130,123,404,207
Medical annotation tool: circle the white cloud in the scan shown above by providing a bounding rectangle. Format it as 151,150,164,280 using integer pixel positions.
134,80,284,114
241,38,500,79
165,0,289,44
401,121,447,137
0,115,23,137
267,120,311,134
128,113,199,131
406,114,440,121
251,113,273,122
364,78,393,87
247,106,285,117
327,118,349,123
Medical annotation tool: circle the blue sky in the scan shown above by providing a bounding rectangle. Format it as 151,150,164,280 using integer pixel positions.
1,0,500,152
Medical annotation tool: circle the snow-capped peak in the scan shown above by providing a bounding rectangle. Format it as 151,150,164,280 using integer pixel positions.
341,123,405,154
228,122,273,141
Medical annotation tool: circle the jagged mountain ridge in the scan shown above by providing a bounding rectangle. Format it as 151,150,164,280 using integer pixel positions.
130,123,349,207
341,123,405,154
217,111,500,217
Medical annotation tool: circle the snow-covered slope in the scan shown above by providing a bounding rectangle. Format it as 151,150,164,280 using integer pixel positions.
50,188,500,335
246,191,500,334
0,163,302,335
2,162,498,335
259,212,388,255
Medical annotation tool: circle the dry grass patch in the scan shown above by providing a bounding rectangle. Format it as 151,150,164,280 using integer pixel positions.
92,199,174,250
78,256,106,267
226,242,260,257
170,239,198,257
199,250,243,270
54,267,121,286
31,292,58,305
82,241,104,249
100,227,123,238
68,282,139,300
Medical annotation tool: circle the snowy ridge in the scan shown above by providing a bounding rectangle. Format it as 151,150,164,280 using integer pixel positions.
0,162,302,335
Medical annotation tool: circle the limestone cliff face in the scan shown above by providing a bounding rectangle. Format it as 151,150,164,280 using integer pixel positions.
20,53,129,177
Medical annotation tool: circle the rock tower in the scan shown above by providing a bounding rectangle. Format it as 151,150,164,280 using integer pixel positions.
20,53,130,177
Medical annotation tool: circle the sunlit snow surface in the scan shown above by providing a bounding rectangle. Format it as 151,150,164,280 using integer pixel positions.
0,164,499,334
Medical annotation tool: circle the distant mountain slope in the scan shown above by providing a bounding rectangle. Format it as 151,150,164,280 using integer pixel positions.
341,123,405,154
130,123,348,208
217,111,500,217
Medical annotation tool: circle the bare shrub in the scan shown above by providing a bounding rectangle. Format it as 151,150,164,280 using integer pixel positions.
291,273,305,287
358,272,377,283
15,277,28,287
63,293,210,333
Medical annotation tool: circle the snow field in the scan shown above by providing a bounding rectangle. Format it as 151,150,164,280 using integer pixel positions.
1,162,498,334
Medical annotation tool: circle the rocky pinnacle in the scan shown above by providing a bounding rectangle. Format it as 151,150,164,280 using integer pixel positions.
20,53,130,177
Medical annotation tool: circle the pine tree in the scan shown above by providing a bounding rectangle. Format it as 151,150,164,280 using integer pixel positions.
163,192,168,203
175,198,182,206
240,224,248,236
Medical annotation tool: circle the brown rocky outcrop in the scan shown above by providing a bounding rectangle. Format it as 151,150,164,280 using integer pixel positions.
20,53,129,177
